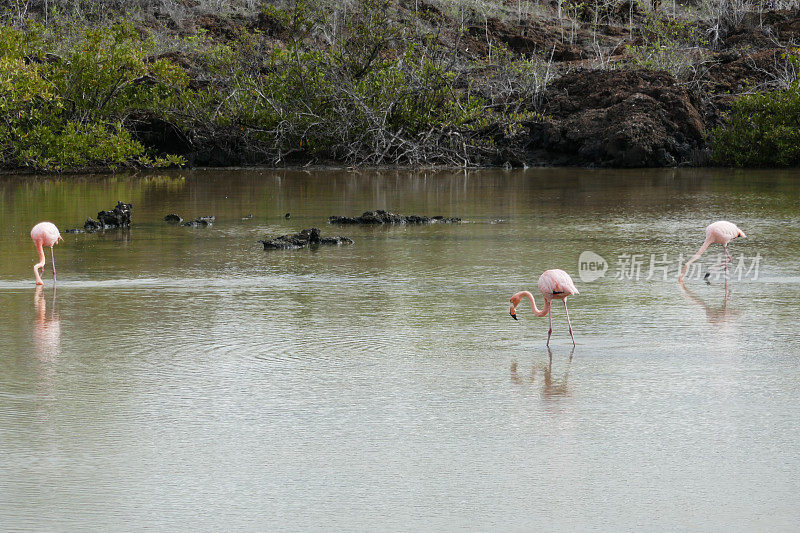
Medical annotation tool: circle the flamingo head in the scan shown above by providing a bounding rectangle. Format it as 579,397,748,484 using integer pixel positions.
738,229,746,238
509,295,521,320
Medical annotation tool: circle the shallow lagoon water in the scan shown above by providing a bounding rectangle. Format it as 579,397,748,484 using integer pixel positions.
1,168,799,530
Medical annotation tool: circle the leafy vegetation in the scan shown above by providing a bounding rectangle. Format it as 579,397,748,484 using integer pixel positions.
0,0,556,170
710,58,800,166
173,0,549,166
2,0,800,170
625,10,708,79
0,22,187,171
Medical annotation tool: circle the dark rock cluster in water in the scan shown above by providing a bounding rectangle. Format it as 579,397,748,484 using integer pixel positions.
64,201,132,233
328,210,461,225
184,216,215,227
164,213,215,226
260,228,353,250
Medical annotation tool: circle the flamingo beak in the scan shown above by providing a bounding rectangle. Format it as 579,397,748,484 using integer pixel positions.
509,308,517,320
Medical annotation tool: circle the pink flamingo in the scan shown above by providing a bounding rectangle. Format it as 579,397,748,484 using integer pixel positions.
509,269,579,346
31,222,63,285
679,221,746,282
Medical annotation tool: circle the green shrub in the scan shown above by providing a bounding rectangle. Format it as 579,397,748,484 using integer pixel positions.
0,0,558,169
182,0,495,165
0,22,187,171
710,86,800,167
710,50,800,167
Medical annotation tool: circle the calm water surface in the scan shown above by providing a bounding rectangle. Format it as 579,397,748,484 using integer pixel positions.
1,168,799,530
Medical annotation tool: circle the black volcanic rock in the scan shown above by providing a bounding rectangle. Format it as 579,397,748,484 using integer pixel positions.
96,201,132,228
527,69,706,167
66,201,132,233
328,210,461,225
260,228,353,250
183,216,215,227
164,213,183,223
83,218,102,232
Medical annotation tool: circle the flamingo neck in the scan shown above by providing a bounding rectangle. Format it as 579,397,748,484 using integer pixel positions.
514,291,550,317
33,242,45,284
679,238,711,281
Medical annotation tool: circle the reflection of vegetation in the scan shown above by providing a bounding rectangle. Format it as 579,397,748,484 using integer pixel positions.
0,173,191,277
0,174,182,232
139,175,188,193
0,178,146,224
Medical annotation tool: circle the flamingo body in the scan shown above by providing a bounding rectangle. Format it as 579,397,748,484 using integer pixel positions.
31,222,63,285
510,269,579,346
705,220,746,245
537,268,579,301
679,220,746,281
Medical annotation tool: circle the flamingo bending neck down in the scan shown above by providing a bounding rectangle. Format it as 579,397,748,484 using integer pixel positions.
679,221,746,282
31,222,63,285
509,269,579,346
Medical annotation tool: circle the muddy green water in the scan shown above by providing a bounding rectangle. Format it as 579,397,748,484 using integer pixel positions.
1,168,799,530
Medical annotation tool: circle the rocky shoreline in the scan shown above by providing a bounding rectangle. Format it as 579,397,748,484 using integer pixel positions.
150,9,800,168
7,2,800,171
524,69,707,168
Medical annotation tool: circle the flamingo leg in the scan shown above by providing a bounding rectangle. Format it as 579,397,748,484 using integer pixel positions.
709,244,733,269
564,299,576,345
546,305,552,346
708,245,735,278
723,244,731,278
50,245,56,282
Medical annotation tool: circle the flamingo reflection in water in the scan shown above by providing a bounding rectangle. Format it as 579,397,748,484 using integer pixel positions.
511,347,574,399
34,285,61,362
679,279,740,326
